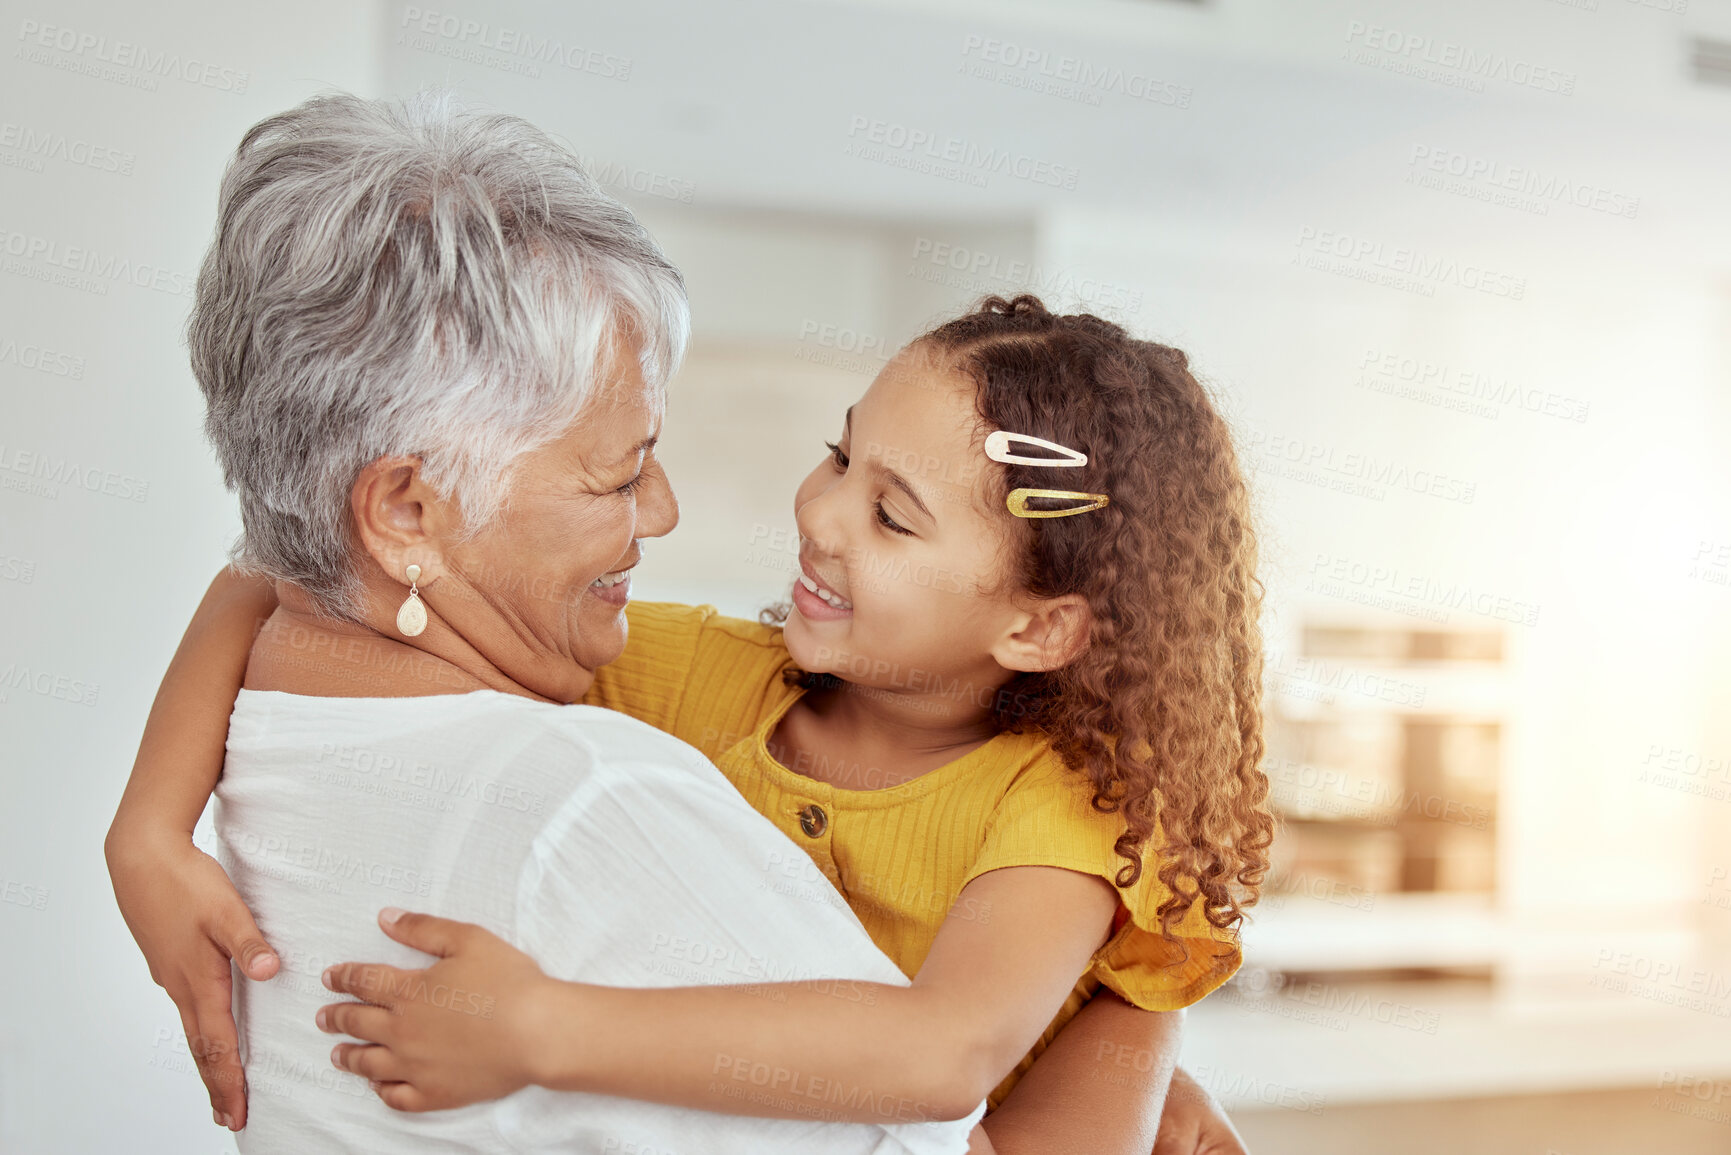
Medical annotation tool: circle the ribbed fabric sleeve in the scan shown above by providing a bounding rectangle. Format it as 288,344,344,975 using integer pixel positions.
963,755,1243,1013
582,601,797,760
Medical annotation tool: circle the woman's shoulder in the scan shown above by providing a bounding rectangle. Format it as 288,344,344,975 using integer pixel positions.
551,699,729,770
231,686,704,766
444,690,730,780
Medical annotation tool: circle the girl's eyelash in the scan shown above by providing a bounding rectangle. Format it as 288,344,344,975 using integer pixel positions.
828,440,912,535
875,502,913,536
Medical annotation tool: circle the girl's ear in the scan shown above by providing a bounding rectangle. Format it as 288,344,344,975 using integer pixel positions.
990,594,1092,673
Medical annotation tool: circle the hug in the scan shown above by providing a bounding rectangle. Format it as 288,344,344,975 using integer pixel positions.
105,89,1271,1154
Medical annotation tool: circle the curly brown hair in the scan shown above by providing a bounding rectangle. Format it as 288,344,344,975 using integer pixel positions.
921,294,1272,937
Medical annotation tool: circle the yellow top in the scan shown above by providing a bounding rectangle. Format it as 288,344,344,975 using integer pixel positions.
583,601,1241,1108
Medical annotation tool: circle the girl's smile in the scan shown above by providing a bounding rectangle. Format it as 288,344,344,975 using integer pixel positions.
778,346,1031,704
793,556,854,619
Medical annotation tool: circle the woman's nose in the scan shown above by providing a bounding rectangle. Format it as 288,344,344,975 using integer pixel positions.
637,467,678,540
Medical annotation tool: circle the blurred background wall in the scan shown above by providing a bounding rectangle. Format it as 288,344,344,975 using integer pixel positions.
3,0,1730,1151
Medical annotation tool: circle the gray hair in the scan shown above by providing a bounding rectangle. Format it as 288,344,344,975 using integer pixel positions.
189,89,689,620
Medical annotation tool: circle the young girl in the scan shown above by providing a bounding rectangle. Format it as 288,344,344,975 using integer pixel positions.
116,295,1272,1147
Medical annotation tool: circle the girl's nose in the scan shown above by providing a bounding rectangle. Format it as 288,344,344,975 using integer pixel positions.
794,486,847,563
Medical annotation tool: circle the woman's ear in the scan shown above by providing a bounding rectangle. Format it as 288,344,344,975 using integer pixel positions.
349,455,455,582
989,594,1093,673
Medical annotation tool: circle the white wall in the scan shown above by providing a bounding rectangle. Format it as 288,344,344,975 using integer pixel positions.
0,2,380,1151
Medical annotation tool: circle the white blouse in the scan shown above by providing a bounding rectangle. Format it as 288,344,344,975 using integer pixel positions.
215,687,981,1154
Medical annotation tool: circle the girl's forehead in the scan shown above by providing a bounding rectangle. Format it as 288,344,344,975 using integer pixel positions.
858,351,981,449
854,356,996,519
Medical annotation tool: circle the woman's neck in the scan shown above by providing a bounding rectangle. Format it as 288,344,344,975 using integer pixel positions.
243,586,565,701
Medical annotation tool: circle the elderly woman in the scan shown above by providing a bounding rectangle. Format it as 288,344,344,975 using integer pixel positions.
106,93,1246,1154
107,91,983,1155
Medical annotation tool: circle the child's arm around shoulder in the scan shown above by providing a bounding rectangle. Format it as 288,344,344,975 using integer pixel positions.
104,566,280,1133
110,565,275,835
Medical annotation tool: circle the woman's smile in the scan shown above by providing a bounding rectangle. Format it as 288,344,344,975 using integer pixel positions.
588,566,634,606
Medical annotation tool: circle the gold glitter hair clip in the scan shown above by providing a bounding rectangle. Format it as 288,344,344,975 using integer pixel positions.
983,430,1110,520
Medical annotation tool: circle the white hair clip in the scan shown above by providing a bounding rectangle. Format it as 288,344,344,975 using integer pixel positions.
984,429,1109,519
983,430,1088,468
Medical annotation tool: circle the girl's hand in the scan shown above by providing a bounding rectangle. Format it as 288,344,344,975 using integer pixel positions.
105,565,282,1131
1152,1066,1249,1155
104,832,278,1131
318,908,553,1111
967,1122,1000,1154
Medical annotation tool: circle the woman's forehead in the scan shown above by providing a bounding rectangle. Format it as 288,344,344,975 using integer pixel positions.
532,379,662,479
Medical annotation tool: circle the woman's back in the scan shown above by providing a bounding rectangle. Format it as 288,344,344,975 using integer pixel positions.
215,687,978,1154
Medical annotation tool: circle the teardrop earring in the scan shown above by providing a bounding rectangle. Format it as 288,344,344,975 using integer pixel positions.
396,563,427,637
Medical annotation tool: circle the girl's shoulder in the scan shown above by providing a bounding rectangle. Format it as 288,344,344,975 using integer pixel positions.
979,736,1123,853
970,734,1244,1011
625,600,791,668
585,601,798,758
586,601,792,729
